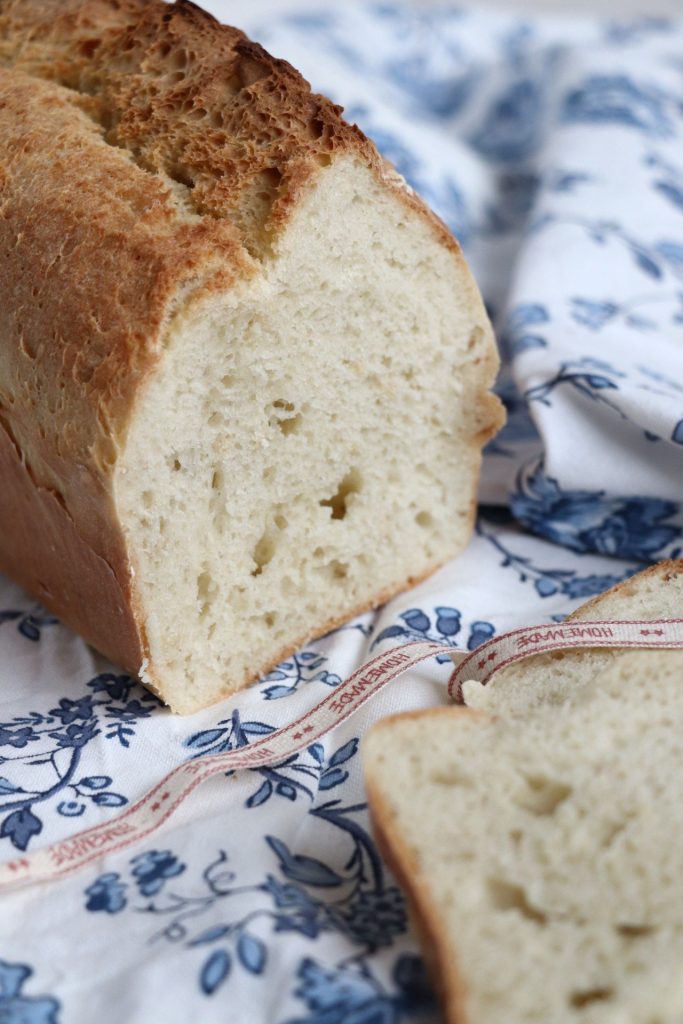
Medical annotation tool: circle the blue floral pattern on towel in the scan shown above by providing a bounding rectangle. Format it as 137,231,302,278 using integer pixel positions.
2,3,683,1023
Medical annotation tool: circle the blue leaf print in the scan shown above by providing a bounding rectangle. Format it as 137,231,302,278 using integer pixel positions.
18,618,40,641
78,776,112,790
672,420,683,444
584,374,617,389
237,932,267,975
266,836,343,887
263,685,297,700
507,303,550,331
92,792,127,808
655,181,683,211
656,241,683,276
307,744,325,764
372,625,405,644
535,577,559,596
189,925,231,946
319,768,348,791
0,807,42,851
246,780,273,808
328,738,359,768
561,74,672,137
242,722,277,737
200,950,231,995
512,334,547,354
0,777,19,795
632,248,662,279
185,729,226,750
570,298,618,330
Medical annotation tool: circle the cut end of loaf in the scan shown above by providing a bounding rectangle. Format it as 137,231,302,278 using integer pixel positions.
115,155,502,713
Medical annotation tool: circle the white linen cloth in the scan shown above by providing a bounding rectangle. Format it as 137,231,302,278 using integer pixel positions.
1,4,682,1022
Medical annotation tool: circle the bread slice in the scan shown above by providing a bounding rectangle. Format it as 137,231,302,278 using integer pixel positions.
0,0,502,711
364,560,683,1024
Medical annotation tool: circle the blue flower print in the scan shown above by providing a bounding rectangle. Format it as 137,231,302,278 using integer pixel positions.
48,697,94,726
372,607,495,663
285,954,435,1024
511,461,680,560
335,888,406,950
499,303,549,358
478,514,642,599
0,960,60,1024
131,850,186,897
287,959,395,1024
84,873,128,914
0,727,38,749
561,75,673,137
471,79,543,162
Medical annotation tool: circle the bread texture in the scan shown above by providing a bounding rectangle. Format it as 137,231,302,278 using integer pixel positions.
0,0,503,711
364,561,683,1024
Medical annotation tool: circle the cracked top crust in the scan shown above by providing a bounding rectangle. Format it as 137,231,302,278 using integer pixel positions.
0,0,455,259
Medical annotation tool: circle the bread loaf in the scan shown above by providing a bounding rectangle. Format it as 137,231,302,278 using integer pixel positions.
364,561,683,1024
0,0,503,712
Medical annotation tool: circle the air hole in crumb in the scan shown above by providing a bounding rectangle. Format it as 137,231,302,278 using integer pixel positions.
330,560,348,580
221,374,235,388
570,989,613,1009
617,925,654,939
196,570,217,618
313,546,325,559
416,511,433,528
264,612,276,627
430,764,472,787
467,326,483,352
142,491,153,510
274,513,288,530
515,775,572,816
208,411,223,428
486,879,546,925
320,469,362,520
251,531,276,577
171,458,181,472
269,399,302,436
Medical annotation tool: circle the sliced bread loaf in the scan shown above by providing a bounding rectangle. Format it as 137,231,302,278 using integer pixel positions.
0,0,502,711
364,561,683,1024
